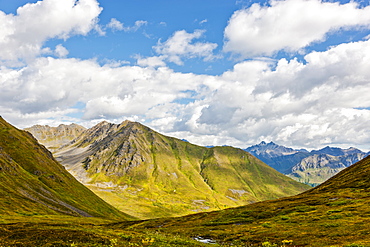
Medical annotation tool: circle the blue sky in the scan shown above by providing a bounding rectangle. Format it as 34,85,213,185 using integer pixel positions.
1,0,370,150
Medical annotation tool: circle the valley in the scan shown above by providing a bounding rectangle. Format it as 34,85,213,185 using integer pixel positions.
27,120,310,219
1,117,370,246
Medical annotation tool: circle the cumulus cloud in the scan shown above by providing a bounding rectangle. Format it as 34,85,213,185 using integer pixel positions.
1,0,370,151
0,57,202,122
55,44,69,58
107,18,124,31
224,0,370,58
136,55,167,68
106,18,147,32
2,38,370,150
153,29,218,65
0,0,102,64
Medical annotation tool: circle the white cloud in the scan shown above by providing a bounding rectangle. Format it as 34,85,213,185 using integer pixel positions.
199,19,208,25
55,44,69,58
0,57,202,123
130,20,148,32
0,0,102,64
106,18,147,32
2,38,370,150
224,0,370,58
1,0,370,151
136,55,167,68
107,18,124,31
153,30,218,65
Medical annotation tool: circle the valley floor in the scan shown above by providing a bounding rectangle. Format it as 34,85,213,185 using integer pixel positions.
1,187,370,247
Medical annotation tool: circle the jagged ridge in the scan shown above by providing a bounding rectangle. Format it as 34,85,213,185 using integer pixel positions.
245,141,369,185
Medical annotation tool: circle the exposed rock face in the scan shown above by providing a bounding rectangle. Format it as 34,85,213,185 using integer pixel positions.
246,142,369,186
245,141,311,173
25,123,86,151
287,152,368,185
53,121,310,219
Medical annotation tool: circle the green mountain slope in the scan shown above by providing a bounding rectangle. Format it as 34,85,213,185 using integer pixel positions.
0,116,130,219
120,155,370,246
1,150,370,247
54,120,310,219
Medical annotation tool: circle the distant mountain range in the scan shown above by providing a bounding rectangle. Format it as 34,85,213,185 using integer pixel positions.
26,121,310,219
245,141,369,185
25,122,369,190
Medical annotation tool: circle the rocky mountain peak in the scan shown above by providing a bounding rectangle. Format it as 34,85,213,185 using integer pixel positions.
246,141,299,157
25,123,86,151
52,121,310,219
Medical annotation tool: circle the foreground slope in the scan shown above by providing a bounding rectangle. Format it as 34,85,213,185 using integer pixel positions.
1,150,369,246
54,120,310,219
123,155,370,246
0,116,129,219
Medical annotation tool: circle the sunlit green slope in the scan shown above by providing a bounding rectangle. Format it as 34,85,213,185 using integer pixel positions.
55,120,310,219
0,116,131,219
123,155,370,246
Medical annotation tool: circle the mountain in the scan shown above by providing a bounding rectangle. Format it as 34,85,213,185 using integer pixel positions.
25,123,86,151
311,146,364,156
118,155,370,246
245,141,311,173
287,152,369,185
0,116,129,219
52,120,310,219
246,141,369,185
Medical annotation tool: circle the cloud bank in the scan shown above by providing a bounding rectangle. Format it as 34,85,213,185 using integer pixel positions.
2,38,370,149
224,0,370,58
1,0,370,151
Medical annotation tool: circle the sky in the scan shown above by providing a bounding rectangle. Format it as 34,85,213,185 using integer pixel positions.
1,0,370,151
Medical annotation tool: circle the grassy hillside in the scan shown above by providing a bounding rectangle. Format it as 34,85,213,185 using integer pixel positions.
0,116,131,219
1,153,369,246
55,120,310,219
117,155,370,246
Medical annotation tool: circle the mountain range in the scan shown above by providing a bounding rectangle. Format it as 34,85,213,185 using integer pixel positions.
26,121,310,219
246,141,369,185
2,116,370,246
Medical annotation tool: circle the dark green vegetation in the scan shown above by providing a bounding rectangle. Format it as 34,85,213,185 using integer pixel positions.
53,121,310,219
0,116,130,219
